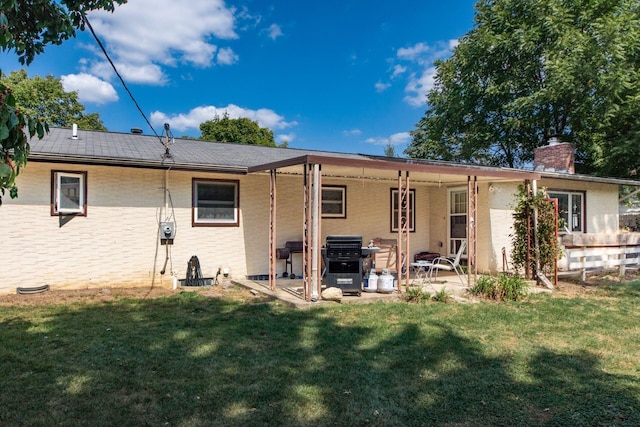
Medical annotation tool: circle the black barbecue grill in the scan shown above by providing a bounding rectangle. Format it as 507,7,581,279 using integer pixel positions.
324,235,363,295
277,241,303,278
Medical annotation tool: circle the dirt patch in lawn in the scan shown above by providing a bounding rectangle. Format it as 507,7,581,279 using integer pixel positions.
552,269,640,297
0,281,260,307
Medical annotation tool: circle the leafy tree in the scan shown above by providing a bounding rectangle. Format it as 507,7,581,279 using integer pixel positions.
199,112,277,147
0,1,124,202
0,79,47,204
4,70,106,130
406,0,640,177
384,142,398,157
0,0,127,65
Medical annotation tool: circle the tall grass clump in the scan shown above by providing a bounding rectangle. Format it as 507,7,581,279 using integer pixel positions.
402,286,431,303
432,287,451,303
471,274,528,301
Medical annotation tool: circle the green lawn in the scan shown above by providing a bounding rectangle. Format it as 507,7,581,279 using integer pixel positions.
1,281,639,426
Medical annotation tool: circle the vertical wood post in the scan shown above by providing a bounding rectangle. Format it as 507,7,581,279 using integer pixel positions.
269,170,277,291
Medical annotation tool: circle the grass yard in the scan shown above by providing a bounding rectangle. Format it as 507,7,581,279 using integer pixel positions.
1,280,639,426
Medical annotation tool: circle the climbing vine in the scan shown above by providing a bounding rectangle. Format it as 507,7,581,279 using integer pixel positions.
511,184,560,279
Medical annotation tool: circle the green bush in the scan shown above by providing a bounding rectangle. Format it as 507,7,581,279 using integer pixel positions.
470,275,498,299
403,286,430,303
471,274,528,301
498,274,528,301
432,288,451,303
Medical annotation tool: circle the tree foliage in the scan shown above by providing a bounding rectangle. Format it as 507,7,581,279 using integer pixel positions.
0,1,125,203
0,79,47,204
0,0,127,66
4,70,106,130
406,0,640,177
384,142,398,157
199,113,277,147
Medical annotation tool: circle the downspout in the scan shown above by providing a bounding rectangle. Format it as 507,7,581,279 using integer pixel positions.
311,164,320,301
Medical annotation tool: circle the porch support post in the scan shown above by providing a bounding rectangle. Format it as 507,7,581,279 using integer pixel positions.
303,164,310,301
524,179,531,279
467,176,478,286
397,171,410,290
269,169,277,291
303,163,321,302
310,163,321,301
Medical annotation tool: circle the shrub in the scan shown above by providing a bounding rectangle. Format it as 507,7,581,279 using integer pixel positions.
432,288,451,303
497,274,528,301
403,286,430,303
471,274,528,302
470,275,498,299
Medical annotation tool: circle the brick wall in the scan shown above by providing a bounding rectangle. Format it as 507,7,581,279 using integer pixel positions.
534,141,575,174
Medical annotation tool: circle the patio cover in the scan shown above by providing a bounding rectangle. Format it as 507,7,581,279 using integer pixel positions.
249,154,540,301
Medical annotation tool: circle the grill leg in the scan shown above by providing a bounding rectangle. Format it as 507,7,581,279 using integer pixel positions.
287,254,295,279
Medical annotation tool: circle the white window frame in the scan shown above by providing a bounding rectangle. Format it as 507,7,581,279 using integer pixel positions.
447,187,467,257
322,185,346,218
192,179,239,226
548,190,585,233
52,171,86,216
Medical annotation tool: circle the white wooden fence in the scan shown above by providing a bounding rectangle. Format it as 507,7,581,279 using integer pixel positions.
564,245,640,280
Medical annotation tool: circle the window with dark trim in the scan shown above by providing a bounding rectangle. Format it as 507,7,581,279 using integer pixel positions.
192,179,239,226
548,190,585,233
322,185,346,218
391,188,415,232
51,171,87,216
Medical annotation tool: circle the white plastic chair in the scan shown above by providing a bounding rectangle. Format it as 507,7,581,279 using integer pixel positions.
429,240,467,286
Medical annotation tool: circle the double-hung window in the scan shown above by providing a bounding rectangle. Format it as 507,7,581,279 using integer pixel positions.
548,190,584,233
322,185,346,218
193,179,239,226
52,171,87,215
448,188,467,256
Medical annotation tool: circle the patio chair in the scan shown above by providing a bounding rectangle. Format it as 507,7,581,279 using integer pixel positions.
429,240,467,286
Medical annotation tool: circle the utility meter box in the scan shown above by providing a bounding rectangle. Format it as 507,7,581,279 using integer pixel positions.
160,221,175,244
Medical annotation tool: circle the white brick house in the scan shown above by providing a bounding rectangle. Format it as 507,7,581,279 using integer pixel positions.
1,127,636,295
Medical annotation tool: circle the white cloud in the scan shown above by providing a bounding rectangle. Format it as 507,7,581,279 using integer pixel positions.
391,65,407,78
276,133,295,143
375,81,391,92
397,42,432,61
365,132,411,146
385,39,457,107
216,47,239,65
267,23,283,40
150,104,297,133
88,61,168,85
87,0,239,81
343,129,362,136
404,67,437,107
61,73,119,104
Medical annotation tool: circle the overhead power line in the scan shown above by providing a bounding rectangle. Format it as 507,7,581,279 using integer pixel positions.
82,13,164,147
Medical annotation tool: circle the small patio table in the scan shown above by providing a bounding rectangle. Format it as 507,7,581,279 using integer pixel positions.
409,260,433,286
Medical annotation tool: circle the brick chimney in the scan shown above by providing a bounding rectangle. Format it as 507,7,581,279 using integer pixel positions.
533,137,575,174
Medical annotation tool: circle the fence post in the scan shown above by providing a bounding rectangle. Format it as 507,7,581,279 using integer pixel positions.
581,246,586,282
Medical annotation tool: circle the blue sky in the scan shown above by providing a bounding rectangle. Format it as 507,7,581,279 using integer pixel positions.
1,0,477,155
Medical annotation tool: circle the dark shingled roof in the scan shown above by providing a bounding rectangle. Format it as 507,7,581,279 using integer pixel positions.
29,127,638,186
28,127,369,172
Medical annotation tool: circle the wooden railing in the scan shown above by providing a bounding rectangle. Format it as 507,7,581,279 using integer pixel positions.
561,233,640,280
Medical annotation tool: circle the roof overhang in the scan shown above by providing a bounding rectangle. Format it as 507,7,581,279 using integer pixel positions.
28,153,248,174
248,154,540,184
539,171,640,187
